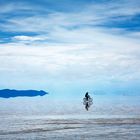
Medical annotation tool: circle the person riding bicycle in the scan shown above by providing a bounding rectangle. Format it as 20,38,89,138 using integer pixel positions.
85,92,90,100
84,92,92,111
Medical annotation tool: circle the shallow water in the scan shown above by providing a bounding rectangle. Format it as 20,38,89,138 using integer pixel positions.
0,115,140,140
0,96,140,139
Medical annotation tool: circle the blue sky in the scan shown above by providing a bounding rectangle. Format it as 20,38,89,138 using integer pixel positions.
0,0,140,99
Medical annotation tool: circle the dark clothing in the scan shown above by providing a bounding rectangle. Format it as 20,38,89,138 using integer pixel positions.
84,92,92,111
85,92,90,100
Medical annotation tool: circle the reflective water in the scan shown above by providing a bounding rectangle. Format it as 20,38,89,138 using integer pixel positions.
0,115,140,140
0,96,140,139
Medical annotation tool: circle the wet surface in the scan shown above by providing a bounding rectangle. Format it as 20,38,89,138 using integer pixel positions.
0,115,140,140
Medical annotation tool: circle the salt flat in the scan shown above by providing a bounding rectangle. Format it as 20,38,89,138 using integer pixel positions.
0,115,140,140
0,97,140,139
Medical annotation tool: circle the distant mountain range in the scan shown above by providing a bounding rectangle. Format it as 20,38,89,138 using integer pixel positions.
0,89,48,98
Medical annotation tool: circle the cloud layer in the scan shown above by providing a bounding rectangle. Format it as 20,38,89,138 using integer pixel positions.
0,0,140,96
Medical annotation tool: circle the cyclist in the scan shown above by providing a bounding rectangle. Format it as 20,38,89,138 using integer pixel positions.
85,92,90,100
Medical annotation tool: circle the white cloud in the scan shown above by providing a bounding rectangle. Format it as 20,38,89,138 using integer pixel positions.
0,38,140,84
0,0,140,36
0,0,140,90
13,35,47,42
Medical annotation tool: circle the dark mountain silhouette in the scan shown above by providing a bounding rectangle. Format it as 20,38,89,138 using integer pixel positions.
0,89,48,98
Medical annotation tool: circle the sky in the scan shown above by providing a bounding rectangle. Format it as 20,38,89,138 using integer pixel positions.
0,0,140,99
